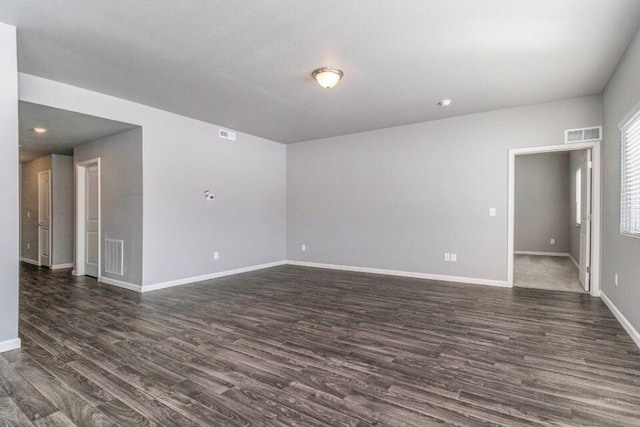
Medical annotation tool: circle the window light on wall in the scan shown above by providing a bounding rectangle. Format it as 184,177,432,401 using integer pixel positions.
620,106,640,237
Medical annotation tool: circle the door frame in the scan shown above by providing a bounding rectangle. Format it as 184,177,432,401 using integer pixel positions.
507,141,601,297
37,169,52,267
74,158,101,279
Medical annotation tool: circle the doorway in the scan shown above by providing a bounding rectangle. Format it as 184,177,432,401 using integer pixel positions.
507,142,601,296
37,170,51,267
75,159,101,278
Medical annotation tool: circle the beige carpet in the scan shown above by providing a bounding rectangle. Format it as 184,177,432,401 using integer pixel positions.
514,254,585,293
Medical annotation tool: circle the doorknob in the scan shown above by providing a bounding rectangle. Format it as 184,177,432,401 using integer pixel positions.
38,223,43,226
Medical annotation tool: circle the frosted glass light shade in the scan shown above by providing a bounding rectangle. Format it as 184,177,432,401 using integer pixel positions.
312,68,343,89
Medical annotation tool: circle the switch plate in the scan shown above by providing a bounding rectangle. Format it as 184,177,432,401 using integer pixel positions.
301,244,306,252
451,253,457,262
550,238,555,245
213,251,219,260
615,273,619,287
27,243,30,250
489,208,496,217
444,253,450,261
27,212,31,218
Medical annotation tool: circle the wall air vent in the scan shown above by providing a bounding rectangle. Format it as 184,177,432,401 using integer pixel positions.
564,126,602,143
105,239,124,276
219,129,236,141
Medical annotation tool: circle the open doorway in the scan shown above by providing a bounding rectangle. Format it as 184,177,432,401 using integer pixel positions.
18,101,138,281
507,142,601,296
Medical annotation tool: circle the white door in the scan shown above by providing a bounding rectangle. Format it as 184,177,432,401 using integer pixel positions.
578,150,592,291
38,170,52,268
84,165,100,277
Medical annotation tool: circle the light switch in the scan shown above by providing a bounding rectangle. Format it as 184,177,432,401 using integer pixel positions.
489,208,496,217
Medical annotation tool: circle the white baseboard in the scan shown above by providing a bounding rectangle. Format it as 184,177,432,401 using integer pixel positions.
99,276,142,293
141,260,287,293
568,254,580,270
285,260,509,288
51,263,74,270
0,338,21,353
515,251,570,257
601,292,640,349
20,257,39,266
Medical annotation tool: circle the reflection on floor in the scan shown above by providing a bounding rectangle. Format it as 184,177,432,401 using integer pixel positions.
514,254,585,293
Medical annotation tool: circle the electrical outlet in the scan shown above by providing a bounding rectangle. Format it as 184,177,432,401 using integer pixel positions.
550,238,555,245
615,273,619,287
301,244,306,252
214,251,219,260
444,253,450,261
451,253,457,262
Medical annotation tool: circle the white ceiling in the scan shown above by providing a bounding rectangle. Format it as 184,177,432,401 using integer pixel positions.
2,1,640,143
19,102,137,163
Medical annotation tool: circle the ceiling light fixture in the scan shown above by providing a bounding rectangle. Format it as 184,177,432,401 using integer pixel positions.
312,67,343,89
438,99,452,107
33,127,47,133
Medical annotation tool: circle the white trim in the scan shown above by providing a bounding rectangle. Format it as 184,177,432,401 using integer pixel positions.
601,292,640,349
508,141,601,297
38,169,52,268
514,251,570,257
51,263,74,270
568,254,580,270
99,276,142,292
286,260,509,287
0,338,21,353
20,257,40,266
141,261,288,293
75,158,101,279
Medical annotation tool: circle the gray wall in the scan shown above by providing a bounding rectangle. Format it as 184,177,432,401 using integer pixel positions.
515,152,570,253
75,128,143,286
18,74,287,288
20,155,52,261
0,23,19,346
51,154,74,265
602,25,640,333
287,96,602,281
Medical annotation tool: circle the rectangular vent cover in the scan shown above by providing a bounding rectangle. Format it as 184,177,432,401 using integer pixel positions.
105,239,124,276
219,129,236,141
564,126,602,143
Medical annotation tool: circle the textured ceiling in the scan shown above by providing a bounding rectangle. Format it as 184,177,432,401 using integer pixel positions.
2,1,640,143
19,102,137,163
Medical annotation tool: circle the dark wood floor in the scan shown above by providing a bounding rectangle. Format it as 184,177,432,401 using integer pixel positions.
1,264,640,426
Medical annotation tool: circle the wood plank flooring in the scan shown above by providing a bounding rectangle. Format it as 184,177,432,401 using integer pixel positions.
2,262,640,426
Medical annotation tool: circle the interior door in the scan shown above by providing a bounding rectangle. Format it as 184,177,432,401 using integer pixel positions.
84,165,99,277
38,170,51,268
578,150,592,291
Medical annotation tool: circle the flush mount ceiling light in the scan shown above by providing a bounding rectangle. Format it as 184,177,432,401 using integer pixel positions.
312,67,343,89
33,127,47,133
438,99,452,107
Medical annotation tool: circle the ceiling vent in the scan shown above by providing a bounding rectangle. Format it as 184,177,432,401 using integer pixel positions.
565,126,602,144
219,129,236,141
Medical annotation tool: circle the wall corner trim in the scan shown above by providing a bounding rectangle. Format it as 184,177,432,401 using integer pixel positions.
285,260,510,288
99,276,142,293
141,260,288,293
0,338,21,354
601,291,640,349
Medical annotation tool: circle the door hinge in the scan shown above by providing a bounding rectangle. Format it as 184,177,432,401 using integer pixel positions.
588,161,593,169
586,266,590,273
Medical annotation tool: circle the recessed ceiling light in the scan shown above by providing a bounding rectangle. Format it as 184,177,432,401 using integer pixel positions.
312,67,343,89
438,99,452,107
33,127,47,133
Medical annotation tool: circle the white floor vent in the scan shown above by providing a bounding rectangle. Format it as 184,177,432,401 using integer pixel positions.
565,126,602,143
105,239,124,276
